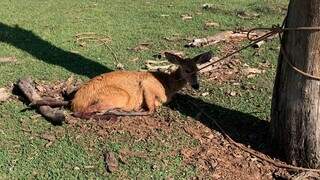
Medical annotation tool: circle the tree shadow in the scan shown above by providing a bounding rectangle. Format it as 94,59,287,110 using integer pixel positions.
0,22,110,78
168,93,273,156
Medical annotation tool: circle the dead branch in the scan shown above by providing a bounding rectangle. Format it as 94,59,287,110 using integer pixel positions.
186,31,234,47
186,30,276,48
17,77,65,124
30,99,70,107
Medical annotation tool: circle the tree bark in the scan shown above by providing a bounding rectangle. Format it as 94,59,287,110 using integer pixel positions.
271,0,320,168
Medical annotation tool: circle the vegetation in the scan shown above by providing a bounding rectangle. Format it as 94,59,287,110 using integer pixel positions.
0,0,288,178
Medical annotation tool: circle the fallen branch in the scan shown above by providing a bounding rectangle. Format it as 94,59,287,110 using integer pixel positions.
29,98,70,107
186,31,234,47
186,30,276,48
17,77,65,124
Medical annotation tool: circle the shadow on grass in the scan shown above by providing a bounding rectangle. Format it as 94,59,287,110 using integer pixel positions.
169,93,272,156
0,22,110,78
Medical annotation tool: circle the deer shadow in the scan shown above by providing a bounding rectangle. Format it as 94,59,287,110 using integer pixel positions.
168,93,273,156
0,22,110,78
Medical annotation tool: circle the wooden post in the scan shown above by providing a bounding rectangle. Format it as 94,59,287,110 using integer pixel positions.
271,0,320,168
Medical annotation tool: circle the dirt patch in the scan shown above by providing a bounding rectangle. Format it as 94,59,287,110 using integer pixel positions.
65,109,295,179
179,119,285,179
18,78,307,179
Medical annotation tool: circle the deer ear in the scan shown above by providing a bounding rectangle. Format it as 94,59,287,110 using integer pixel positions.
193,51,212,64
165,52,183,65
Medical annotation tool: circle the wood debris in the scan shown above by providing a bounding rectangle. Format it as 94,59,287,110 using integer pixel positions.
63,76,81,99
115,62,125,70
17,77,65,124
242,67,264,78
236,11,260,19
144,60,177,73
160,14,170,17
41,132,56,142
0,56,17,63
202,3,215,10
186,31,234,47
104,151,118,173
204,21,219,29
181,14,192,20
0,87,11,102
252,41,265,48
186,30,276,48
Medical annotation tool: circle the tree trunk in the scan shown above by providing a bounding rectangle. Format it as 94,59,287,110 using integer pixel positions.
271,0,320,168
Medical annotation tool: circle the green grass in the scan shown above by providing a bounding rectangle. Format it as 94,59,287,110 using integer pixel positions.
0,0,288,179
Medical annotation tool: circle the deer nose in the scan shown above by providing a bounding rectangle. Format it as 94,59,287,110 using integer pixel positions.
191,84,199,90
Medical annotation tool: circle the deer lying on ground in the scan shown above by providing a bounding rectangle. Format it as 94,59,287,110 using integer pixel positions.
70,51,212,118
30,51,212,118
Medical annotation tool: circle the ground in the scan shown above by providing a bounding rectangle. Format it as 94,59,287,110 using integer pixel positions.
0,0,305,179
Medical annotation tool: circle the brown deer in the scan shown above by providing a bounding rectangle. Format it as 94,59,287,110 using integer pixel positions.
71,51,212,118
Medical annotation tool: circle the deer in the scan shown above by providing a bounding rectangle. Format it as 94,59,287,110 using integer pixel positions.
70,51,212,118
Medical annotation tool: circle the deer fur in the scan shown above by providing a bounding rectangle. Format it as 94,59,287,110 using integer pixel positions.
71,51,212,117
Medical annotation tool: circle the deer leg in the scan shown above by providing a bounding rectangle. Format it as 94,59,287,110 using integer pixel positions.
101,109,152,116
141,86,156,114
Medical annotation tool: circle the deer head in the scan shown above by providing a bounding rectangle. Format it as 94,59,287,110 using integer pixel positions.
164,51,212,90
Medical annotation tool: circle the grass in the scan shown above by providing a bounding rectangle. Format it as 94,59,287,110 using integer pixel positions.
0,0,288,179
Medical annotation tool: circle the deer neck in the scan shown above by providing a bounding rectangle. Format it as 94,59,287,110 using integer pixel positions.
167,68,187,93
151,67,187,95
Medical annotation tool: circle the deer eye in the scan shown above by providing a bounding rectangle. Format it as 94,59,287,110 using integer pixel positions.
185,70,193,74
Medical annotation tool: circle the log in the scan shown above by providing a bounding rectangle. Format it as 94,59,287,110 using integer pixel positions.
271,0,320,168
17,77,65,124
30,99,70,107
185,30,276,48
